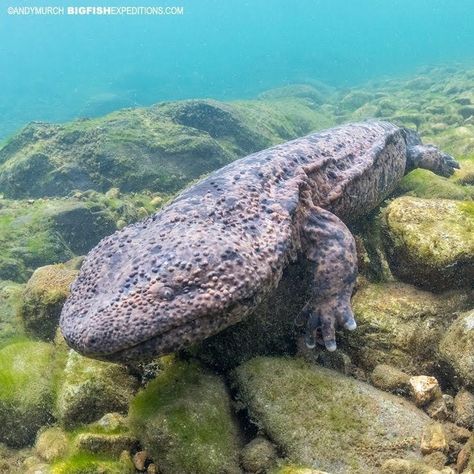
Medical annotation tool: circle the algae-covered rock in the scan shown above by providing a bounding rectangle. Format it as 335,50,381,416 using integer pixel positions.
35,426,69,462
270,466,331,474
232,356,431,474
342,281,471,374
0,280,25,349
74,432,139,457
399,161,474,201
0,443,34,473
50,452,135,474
56,350,138,428
370,364,411,394
381,458,452,473
439,310,474,388
0,192,158,283
240,436,277,473
0,341,58,447
0,96,334,199
129,359,242,474
383,197,474,289
19,260,80,340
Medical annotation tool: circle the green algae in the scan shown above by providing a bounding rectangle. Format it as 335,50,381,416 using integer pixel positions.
18,260,79,340
50,452,135,474
232,357,429,474
342,281,472,374
0,340,63,447
383,196,474,289
0,93,336,199
129,359,241,474
56,351,138,429
0,191,162,283
0,280,26,349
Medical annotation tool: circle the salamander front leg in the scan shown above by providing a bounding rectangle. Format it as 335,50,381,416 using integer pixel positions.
407,144,459,177
297,206,358,351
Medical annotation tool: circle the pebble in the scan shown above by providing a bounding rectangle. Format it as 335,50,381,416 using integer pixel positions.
133,450,149,471
409,375,442,407
421,423,448,455
371,364,410,394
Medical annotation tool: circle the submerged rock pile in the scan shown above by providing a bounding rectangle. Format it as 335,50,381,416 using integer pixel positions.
0,65,473,473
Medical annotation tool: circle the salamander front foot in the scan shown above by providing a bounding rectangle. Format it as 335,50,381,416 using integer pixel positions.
296,299,357,352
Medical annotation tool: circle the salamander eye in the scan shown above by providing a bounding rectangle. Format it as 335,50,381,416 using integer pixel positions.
149,283,175,300
161,286,174,300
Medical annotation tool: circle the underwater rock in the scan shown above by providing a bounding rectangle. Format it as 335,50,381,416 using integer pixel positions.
50,451,136,474
0,341,59,447
0,94,335,198
409,376,442,408
35,426,69,463
19,259,80,340
339,90,374,111
398,157,474,201
420,423,448,455
0,443,34,472
0,280,25,348
423,451,449,470
425,397,450,422
269,466,331,474
129,359,242,474
152,99,271,156
439,310,474,388
370,364,411,394
56,350,139,429
258,83,328,105
381,458,454,473
428,125,474,157
342,281,471,374
240,436,278,473
383,197,474,289
232,356,431,474
73,432,139,457
0,192,159,284
453,390,474,429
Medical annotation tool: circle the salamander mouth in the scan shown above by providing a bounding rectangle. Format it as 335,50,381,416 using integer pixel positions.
72,304,250,363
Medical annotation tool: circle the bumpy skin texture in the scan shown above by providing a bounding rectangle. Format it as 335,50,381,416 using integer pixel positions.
60,121,459,362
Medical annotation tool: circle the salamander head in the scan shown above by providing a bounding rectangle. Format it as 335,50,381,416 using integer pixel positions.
60,214,266,362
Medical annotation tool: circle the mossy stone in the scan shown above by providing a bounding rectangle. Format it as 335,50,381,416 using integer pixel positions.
0,280,26,349
0,341,59,447
439,310,474,389
19,261,79,340
399,162,474,201
232,356,431,474
380,458,447,473
35,427,69,462
0,193,157,283
73,433,139,457
383,197,474,289
129,359,242,474
342,281,472,374
56,350,139,429
270,466,331,474
50,452,135,474
240,436,277,473
0,95,335,199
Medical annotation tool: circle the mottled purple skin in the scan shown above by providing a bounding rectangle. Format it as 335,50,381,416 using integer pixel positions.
60,121,458,362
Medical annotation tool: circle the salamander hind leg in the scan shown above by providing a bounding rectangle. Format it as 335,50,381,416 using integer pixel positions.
297,206,358,351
